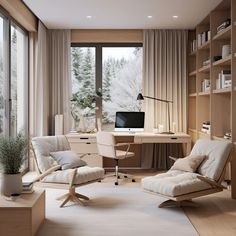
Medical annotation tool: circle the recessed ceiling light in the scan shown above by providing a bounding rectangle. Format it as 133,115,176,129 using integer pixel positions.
147,16,153,19
173,15,178,18
86,15,92,19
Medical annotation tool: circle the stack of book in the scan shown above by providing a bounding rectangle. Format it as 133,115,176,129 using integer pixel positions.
217,18,231,34
201,122,210,134
197,30,210,48
22,182,34,193
216,70,231,89
201,79,210,92
224,132,231,140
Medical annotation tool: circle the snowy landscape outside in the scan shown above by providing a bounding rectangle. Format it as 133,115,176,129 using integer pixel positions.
71,46,142,131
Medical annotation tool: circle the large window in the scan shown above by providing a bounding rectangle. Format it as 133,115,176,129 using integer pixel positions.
71,44,142,131
10,23,28,136
0,11,28,170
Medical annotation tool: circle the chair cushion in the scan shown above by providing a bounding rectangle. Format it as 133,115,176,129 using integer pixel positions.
32,136,71,173
170,155,205,172
190,139,232,181
142,170,210,197
50,150,87,170
42,166,104,185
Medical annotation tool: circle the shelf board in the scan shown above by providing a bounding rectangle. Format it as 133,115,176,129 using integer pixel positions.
198,131,210,139
212,55,231,66
188,128,197,133
198,41,210,50
212,136,231,142
198,91,210,96
213,87,231,94
189,93,197,97
213,25,232,41
198,65,210,73
189,70,197,76
189,51,196,56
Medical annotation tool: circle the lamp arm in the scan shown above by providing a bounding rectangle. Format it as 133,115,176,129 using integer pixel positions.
143,95,173,103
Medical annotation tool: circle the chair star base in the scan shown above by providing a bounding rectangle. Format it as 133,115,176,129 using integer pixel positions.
57,187,90,208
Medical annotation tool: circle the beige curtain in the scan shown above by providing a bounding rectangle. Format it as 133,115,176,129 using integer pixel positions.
142,29,187,169
29,21,49,137
48,30,71,135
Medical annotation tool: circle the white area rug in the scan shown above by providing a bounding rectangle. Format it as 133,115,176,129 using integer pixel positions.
37,180,198,236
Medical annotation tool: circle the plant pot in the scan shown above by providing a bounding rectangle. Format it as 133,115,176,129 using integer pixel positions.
1,173,22,197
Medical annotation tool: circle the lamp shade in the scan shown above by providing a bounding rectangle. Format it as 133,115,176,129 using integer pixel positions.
137,93,144,100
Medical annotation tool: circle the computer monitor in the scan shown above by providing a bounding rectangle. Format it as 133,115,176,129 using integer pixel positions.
114,112,145,132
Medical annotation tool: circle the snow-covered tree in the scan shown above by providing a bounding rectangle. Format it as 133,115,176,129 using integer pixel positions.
71,47,83,82
102,48,142,124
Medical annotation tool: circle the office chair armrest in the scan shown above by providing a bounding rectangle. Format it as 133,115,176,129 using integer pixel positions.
115,142,136,156
197,175,226,189
115,142,135,147
31,165,61,183
169,156,178,162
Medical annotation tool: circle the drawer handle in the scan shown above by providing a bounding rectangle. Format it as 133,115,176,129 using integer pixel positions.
86,142,91,144
171,137,177,140
80,137,89,140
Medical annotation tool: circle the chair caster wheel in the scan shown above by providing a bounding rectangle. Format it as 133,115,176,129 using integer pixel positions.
124,175,128,178
98,180,101,182
115,182,118,185
118,176,120,179
132,179,136,182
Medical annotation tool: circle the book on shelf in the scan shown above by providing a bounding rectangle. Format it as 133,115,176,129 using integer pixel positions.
201,79,210,92
216,70,231,89
197,30,210,48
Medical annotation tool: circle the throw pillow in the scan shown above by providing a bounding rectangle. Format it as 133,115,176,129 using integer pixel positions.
50,150,87,170
170,155,205,172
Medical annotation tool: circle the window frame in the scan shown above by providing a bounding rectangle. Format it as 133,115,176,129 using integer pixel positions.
71,42,143,127
0,8,29,173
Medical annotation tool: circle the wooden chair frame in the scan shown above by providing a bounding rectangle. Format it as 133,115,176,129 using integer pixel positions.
31,143,103,207
150,152,232,208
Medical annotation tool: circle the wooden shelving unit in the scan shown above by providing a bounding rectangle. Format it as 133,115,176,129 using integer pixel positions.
212,55,231,66
198,65,210,73
213,87,231,94
189,70,197,76
188,0,236,199
198,40,210,50
213,25,231,40
199,91,210,96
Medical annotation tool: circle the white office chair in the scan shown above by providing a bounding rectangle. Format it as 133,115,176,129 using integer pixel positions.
96,131,136,185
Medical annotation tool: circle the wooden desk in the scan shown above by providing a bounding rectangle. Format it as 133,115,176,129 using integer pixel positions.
66,132,191,168
0,189,45,236
132,132,191,155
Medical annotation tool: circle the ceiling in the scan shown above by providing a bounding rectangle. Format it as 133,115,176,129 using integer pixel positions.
23,0,222,29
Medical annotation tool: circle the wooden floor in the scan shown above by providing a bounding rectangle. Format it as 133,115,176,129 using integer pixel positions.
24,171,236,235
183,190,236,236
135,171,236,235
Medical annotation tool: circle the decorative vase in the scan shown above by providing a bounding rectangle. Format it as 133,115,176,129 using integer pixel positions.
70,118,77,133
1,173,22,197
78,115,87,132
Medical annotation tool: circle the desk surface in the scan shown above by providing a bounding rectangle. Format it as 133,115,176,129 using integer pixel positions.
66,132,190,138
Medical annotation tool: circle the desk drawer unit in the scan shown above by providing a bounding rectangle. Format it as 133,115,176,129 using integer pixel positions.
66,134,103,167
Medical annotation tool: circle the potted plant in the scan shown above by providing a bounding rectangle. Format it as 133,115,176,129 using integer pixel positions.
0,133,28,196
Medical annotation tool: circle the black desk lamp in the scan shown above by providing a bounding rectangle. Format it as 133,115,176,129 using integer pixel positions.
137,93,174,134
